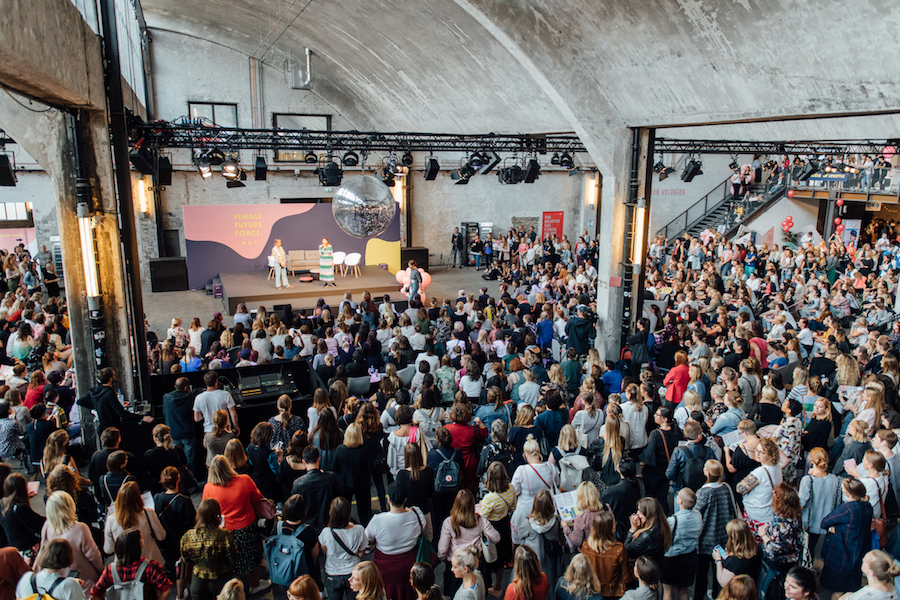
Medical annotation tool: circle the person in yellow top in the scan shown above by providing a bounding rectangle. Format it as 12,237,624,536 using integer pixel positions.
479,461,517,597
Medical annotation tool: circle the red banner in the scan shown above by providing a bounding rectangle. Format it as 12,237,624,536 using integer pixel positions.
541,211,564,240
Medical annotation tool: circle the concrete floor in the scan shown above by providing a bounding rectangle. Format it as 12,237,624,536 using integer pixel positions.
142,263,503,337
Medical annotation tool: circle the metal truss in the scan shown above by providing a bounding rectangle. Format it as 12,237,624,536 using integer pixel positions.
655,138,895,156
130,121,588,154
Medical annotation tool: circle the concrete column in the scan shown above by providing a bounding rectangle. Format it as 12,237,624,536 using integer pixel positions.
593,130,632,361
0,97,134,399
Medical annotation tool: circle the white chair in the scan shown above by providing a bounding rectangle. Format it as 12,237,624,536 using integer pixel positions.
267,255,276,280
347,375,371,396
345,252,361,277
333,251,347,276
397,365,416,388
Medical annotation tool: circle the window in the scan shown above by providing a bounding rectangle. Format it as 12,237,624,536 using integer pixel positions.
0,202,32,224
273,113,331,162
187,102,238,128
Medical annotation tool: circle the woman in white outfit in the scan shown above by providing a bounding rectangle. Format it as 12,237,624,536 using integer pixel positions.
510,436,559,544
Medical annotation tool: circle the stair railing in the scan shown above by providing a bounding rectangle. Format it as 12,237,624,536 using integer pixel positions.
657,177,731,241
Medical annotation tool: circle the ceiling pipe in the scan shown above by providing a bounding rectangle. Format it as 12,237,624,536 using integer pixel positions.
291,48,313,90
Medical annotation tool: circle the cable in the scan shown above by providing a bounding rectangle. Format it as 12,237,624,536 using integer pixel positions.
0,83,53,113
257,0,316,63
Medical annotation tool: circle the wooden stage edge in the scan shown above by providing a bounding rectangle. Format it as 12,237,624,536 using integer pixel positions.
220,265,400,315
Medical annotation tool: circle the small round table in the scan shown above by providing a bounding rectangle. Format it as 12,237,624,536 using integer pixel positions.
298,276,313,282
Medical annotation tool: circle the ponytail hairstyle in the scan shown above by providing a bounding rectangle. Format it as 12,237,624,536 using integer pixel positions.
276,395,292,431
153,424,173,450
864,550,900,584
212,409,229,436
410,562,442,600
808,447,829,471
633,556,660,591
864,449,888,477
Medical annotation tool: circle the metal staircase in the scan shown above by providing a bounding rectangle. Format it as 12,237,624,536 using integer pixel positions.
656,176,785,241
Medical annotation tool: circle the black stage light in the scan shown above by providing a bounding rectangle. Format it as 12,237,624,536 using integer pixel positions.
0,156,16,187
205,149,226,166
524,159,540,183
255,156,267,180
226,179,245,188
498,165,524,185
380,166,395,187
400,151,414,166
196,160,212,179
469,152,486,168
318,161,343,186
129,139,154,174
342,151,359,167
681,159,702,182
559,152,574,169
550,153,561,166
728,160,739,170
221,160,239,180
797,160,819,181
158,156,173,186
653,161,665,173
424,157,439,180
304,151,318,164
659,166,676,182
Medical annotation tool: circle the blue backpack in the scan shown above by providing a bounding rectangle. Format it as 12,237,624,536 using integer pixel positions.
264,522,308,586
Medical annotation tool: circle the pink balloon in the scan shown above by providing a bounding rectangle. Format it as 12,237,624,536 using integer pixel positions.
834,217,842,225
401,274,411,285
836,224,845,233
420,270,432,290
395,270,406,284
786,215,793,222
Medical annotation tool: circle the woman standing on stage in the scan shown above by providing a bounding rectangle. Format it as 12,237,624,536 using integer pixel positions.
319,238,336,288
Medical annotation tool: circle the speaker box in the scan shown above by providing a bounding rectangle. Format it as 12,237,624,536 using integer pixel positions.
424,158,439,181
0,156,16,187
129,146,154,175
255,156,267,181
149,257,189,292
401,247,429,273
157,156,172,186
524,159,540,183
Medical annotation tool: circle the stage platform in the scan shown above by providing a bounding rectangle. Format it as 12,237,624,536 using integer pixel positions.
219,265,400,314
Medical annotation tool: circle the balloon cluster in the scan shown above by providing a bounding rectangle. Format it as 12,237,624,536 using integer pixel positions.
834,216,845,234
395,268,432,300
781,215,794,232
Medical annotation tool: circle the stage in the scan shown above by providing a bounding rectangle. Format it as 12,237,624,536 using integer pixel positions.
219,265,400,314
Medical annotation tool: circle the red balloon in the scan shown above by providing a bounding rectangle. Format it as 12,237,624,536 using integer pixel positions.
836,198,844,207
836,224,845,233
786,215,793,222
787,190,795,199
834,217,842,225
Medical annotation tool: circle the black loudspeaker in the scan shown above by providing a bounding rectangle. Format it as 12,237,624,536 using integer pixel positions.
0,156,16,187
255,156,267,181
401,247,429,272
157,156,172,186
681,160,701,182
524,159,540,183
424,158,439,181
797,161,820,182
149,257,189,292
129,146,154,175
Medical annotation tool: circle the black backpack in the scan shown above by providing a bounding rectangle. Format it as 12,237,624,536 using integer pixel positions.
681,444,709,491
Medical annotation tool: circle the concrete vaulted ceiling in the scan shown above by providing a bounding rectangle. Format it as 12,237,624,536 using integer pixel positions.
140,0,900,167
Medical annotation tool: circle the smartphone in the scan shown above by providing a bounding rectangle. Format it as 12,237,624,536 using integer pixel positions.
68,570,80,579
273,441,284,451
714,545,726,558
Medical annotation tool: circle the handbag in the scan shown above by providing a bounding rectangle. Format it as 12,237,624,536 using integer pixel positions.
175,449,199,495
480,529,498,563
413,509,438,567
872,479,888,549
253,497,277,521
408,426,429,465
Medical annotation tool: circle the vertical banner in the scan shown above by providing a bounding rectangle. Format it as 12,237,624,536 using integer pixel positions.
841,218,862,247
541,211,564,240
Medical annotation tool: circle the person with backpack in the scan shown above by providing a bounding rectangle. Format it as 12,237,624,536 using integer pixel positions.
319,497,366,600
516,489,563,595
550,425,591,493
153,467,195,595
478,461,516,596
265,494,321,594
665,421,715,494
17,539,85,600
476,420,515,493
660,489,703,600
179,499,236,600
427,427,464,532
90,528,171,600
436,489,500,594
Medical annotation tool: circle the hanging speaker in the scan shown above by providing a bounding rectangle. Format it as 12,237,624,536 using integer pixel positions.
255,156,267,181
424,158,439,181
157,156,172,186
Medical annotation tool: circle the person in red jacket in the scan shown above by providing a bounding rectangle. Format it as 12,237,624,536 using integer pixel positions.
443,403,488,491
663,350,690,409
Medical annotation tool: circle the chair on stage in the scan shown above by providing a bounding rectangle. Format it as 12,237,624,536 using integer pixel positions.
267,255,276,280
345,252,361,277
333,251,347,276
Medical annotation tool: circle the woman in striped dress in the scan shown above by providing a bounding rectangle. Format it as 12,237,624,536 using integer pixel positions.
319,238,336,287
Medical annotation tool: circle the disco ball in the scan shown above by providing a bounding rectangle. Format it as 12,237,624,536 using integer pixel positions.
332,175,397,238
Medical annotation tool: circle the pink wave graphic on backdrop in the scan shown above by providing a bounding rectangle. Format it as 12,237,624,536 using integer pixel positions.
183,204,315,260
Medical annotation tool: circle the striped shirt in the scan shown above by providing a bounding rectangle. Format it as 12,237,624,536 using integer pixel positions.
480,485,517,521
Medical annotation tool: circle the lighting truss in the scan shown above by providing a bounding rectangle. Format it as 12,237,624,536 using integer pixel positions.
130,122,588,155
655,138,894,156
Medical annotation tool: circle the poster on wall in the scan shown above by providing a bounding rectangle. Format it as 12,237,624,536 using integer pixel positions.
0,228,36,254
182,203,401,289
542,211,564,240
841,218,862,247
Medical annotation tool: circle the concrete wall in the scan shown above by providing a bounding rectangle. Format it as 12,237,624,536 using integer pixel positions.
0,171,58,245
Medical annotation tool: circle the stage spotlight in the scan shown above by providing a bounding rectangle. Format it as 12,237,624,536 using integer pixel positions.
128,138,154,174
158,156,173,186
498,165,524,185
681,159,702,182
469,152,485,168
524,159,540,183
380,166,395,187
400,151,413,166
318,161,343,186
659,166,676,182
196,160,212,179
550,153,561,166
205,149,226,166
728,160,738,170
304,151,318,164
0,155,16,187
653,161,665,173
342,151,359,167
221,160,238,180
255,156,267,180
559,152,575,169
424,157,439,180
797,160,819,181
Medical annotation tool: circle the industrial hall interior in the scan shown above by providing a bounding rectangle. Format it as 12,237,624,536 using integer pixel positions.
3,3,900,600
